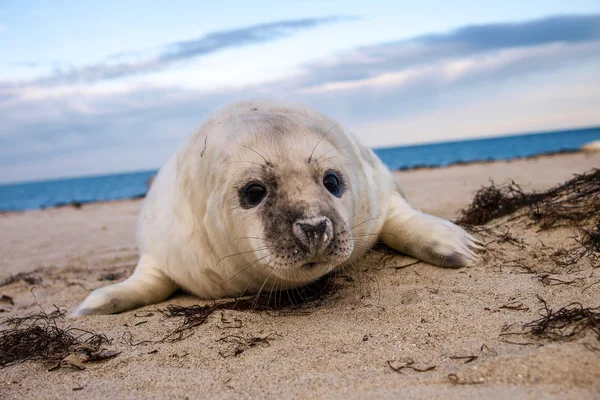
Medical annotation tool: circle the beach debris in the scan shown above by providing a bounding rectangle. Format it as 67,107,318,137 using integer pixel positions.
98,272,124,281
448,344,498,364
499,301,529,312
0,295,14,312
54,200,84,209
134,311,154,317
0,305,114,369
217,332,279,358
387,358,436,373
449,355,478,364
457,169,600,271
457,169,600,227
537,274,585,287
49,345,121,371
500,296,600,346
122,276,340,345
60,353,86,370
169,351,189,359
0,271,42,287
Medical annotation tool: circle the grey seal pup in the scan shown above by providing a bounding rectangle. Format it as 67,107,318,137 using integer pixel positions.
72,99,482,316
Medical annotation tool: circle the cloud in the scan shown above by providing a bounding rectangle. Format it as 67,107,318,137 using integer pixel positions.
6,16,351,87
1,14,600,183
290,14,600,89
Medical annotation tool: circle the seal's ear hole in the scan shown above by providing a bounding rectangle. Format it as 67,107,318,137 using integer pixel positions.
241,182,267,207
323,170,344,198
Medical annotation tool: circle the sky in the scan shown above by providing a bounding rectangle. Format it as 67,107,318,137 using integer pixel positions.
1,1,600,184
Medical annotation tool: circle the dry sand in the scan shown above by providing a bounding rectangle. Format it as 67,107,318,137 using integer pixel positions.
1,152,599,399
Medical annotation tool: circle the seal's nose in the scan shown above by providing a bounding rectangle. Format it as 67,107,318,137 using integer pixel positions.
293,217,333,256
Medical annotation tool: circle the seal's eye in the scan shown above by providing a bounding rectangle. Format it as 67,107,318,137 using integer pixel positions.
323,170,344,198
242,182,267,207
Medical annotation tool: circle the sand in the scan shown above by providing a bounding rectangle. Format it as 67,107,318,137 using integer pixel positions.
1,152,599,399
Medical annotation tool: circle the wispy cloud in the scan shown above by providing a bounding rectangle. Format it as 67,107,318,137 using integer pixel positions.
1,14,599,183
13,16,351,86
292,14,600,90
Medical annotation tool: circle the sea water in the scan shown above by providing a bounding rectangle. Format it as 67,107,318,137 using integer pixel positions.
1,126,599,212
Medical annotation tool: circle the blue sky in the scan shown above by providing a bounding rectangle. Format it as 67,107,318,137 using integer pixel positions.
1,1,600,183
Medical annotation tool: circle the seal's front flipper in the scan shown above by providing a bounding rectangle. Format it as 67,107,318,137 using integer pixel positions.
380,192,483,268
70,257,177,317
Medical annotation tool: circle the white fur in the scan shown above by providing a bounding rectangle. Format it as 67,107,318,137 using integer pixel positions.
72,99,482,316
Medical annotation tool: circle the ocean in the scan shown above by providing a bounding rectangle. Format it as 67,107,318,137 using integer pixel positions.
1,126,599,212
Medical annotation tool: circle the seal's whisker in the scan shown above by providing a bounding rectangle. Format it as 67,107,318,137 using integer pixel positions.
226,160,264,168
340,216,383,235
313,147,338,163
233,141,272,166
221,253,272,286
308,123,339,163
252,261,276,309
350,241,380,256
215,246,274,267
314,145,353,164
238,255,275,298
286,286,298,308
232,236,274,243
341,211,362,230
351,240,388,247
266,280,278,309
319,155,342,164
352,231,398,238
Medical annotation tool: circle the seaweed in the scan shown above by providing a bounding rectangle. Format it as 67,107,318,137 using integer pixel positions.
457,169,600,270
217,333,279,358
123,275,340,345
500,297,600,346
387,359,436,373
0,271,43,287
457,169,600,228
523,298,600,342
456,169,600,228
0,306,112,369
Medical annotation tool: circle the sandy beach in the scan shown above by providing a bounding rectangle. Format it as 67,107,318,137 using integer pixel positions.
1,151,599,399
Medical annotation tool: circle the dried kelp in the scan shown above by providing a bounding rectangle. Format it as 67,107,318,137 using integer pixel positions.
523,299,600,342
457,169,600,270
0,306,112,368
124,276,341,344
457,169,600,228
217,333,279,358
501,297,600,345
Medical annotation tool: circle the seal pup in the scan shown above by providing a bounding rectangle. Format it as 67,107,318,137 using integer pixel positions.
72,100,483,316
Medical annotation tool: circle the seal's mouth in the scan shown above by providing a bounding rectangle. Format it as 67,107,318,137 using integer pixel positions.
303,262,318,269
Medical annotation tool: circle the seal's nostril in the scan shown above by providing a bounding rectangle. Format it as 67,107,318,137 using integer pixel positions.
298,220,327,237
293,217,333,255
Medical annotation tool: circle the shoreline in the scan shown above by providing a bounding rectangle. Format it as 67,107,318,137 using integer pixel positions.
1,149,595,214
394,148,581,171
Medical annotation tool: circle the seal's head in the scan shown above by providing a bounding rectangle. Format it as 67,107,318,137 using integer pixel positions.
207,114,362,290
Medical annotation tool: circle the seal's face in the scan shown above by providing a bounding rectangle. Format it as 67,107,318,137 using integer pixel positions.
220,126,358,289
